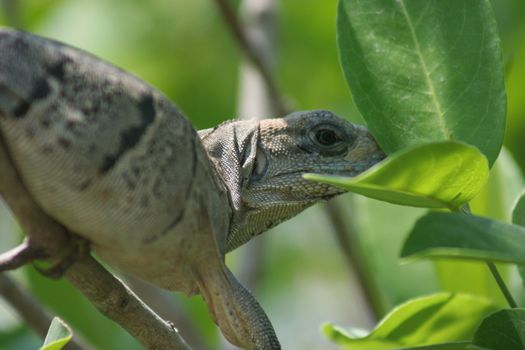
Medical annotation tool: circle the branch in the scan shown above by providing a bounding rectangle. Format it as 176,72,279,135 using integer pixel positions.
123,274,210,350
0,137,191,350
325,200,383,320
214,0,289,116
0,273,93,350
214,0,383,322
0,239,44,271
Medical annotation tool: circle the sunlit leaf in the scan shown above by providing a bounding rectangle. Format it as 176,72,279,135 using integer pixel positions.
337,0,506,167
304,142,488,209
323,293,497,349
401,212,525,263
472,309,525,350
40,318,72,350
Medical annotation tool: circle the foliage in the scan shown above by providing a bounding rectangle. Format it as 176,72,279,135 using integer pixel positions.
1,0,525,349
40,318,72,350
402,212,525,263
305,142,488,209
472,309,525,350
306,0,525,349
336,0,505,166
323,293,497,349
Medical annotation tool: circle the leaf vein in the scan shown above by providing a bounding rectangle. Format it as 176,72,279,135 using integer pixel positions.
398,0,451,139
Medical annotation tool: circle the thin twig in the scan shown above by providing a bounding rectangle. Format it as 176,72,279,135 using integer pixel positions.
214,0,288,116
0,137,191,350
459,205,518,308
325,200,383,321
487,262,518,308
0,239,44,271
0,273,93,350
123,274,210,350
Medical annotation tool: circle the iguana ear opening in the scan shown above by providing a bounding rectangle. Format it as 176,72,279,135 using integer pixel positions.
249,143,268,182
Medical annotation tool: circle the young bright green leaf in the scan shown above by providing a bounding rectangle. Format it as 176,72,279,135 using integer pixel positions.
40,317,72,350
323,293,497,349
401,212,525,263
472,309,525,350
337,0,506,167
304,142,488,209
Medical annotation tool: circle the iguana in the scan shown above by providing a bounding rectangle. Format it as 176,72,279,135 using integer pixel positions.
0,29,384,349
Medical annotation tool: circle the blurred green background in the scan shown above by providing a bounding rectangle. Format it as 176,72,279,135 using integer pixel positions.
1,0,525,349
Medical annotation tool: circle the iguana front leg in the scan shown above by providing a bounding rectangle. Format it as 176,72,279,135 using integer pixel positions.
195,260,280,349
179,194,278,350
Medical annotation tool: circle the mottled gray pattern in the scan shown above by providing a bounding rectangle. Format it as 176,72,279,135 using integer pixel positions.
0,29,384,350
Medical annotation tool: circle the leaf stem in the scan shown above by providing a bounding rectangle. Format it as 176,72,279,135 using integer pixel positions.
457,204,518,308
486,262,518,308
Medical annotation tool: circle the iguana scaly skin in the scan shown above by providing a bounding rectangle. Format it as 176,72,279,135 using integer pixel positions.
0,29,384,349
200,113,384,252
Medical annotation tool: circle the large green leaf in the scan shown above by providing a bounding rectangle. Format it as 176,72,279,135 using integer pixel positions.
472,309,525,350
304,142,488,209
401,212,525,263
323,293,497,349
40,317,72,350
337,0,506,166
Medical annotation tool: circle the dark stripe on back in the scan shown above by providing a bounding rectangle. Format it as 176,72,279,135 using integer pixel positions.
30,79,51,100
47,57,72,82
4,79,50,119
99,93,156,173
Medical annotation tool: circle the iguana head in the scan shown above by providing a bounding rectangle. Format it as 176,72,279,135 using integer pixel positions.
200,110,384,252
248,110,384,201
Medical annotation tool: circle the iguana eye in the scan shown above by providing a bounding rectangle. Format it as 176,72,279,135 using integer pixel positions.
307,124,354,156
315,129,340,146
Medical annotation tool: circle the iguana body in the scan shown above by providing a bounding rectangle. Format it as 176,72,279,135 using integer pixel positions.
0,29,384,349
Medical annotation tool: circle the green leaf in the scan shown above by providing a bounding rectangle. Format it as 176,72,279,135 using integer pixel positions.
323,293,497,349
434,149,524,306
401,212,525,263
472,309,525,350
337,0,506,167
400,344,488,350
40,317,72,350
304,142,488,209
511,190,525,288
512,190,525,227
